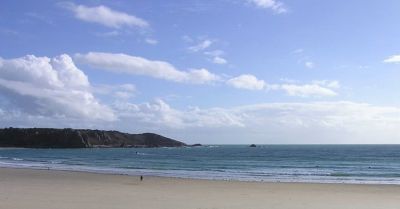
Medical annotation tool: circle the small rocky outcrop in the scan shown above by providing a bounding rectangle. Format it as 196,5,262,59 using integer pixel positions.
249,144,257,147
0,128,186,148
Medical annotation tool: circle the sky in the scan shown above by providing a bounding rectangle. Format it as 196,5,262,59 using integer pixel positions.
1,0,400,144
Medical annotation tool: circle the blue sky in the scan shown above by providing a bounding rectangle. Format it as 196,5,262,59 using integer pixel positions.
1,0,400,144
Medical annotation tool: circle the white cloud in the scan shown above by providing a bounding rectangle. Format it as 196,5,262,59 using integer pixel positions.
279,78,297,83
227,74,266,90
0,54,115,121
182,35,193,43
62,3,149,29
277,80,339,97
312,80,340,89
292,48,304,54
291,49,317,69
74,52,219,84
145,38,158,45
2,96,400,143
204,50,224,57
226,74,338,97
305,61,314,69
96,30,120,37
108,100,400,144
213,56,227,64
187,68,220,84
328,81,340,89
93,83,136,100
247,0,287,14
384,55,400,63
188,39,213,52
204,50,228,65
113,99,245,129
119,83,136,92
114,91,133,100
186,38,227,65
280,84,337,97
2,81,400,143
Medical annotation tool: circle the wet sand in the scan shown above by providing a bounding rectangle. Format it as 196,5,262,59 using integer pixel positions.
1,168,400,209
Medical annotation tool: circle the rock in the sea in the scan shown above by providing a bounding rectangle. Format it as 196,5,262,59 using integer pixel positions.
191,143,202,147
249,144,257,147
0,128,186,148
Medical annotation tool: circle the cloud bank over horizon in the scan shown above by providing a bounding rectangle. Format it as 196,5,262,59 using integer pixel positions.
1,54,400,144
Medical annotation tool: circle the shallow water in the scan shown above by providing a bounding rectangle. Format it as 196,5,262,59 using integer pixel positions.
1,145,400,184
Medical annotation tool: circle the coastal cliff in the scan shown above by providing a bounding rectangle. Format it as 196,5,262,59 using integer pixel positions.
0,128,186,148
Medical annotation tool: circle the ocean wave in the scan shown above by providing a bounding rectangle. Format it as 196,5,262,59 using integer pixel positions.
1,160,400,185
1,145,400,185
50,160,64,164
135,152,151,156
329,172,352,177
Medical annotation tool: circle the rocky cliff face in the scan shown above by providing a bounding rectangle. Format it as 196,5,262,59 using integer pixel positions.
0,128,186,148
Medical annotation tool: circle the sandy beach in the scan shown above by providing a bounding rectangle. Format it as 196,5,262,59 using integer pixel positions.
0,168,399,209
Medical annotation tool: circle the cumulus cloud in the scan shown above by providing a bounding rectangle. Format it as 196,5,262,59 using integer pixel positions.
292,48,304,54
212,56,227,64
280,84,337,97
62,2,149,29
0,54,115,121
186,38,227,65
312,80,340,89
236,101,400,128
75,52,220,84
226,74,338,97
227,74,266,90
229,101,400,143
96,30,120,37
107,100,400,144
247,0,287,14
204,50,228,65
305,61,314,69
93,83,136,100
113,99,245,129
2,94,400,143
277,80,339,97
187,68,220,84
145,38,158,45
204,50,224,57
188,39,213,52
384,55,400,63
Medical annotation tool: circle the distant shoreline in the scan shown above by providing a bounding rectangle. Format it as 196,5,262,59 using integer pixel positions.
0,127,186,148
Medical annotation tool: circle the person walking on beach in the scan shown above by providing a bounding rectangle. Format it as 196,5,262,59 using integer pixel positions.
140,175,143,181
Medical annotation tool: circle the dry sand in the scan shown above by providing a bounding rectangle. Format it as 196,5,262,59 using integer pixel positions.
1,168,400,209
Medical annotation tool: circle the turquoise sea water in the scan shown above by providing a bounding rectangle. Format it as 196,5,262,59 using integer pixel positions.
1,145,400,184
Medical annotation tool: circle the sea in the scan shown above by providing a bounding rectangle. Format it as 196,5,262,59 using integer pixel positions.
1,145,400,185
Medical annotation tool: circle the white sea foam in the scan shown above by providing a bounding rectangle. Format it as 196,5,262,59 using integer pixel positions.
1,159,400,185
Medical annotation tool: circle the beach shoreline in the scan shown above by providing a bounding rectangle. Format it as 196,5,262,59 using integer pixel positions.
1,167,400,209
2,145,399,185
1,165,400,186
